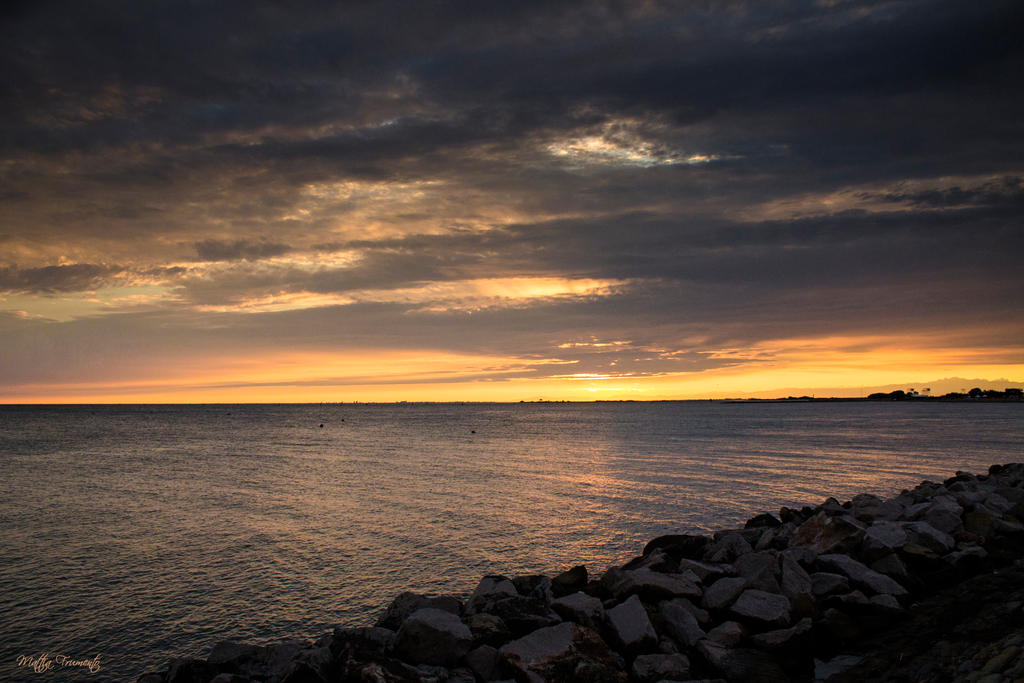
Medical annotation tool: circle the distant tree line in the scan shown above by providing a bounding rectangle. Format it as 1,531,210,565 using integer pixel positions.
868,387,1023,401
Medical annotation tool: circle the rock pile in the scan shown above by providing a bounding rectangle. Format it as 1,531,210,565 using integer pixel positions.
138,463,1024,683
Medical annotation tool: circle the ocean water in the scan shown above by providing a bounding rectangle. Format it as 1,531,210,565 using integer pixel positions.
0,401,1021,681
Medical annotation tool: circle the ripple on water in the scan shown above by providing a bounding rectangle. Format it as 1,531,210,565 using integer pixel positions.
0,401,1021,680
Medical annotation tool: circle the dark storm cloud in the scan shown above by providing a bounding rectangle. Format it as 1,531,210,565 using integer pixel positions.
0,263,115,293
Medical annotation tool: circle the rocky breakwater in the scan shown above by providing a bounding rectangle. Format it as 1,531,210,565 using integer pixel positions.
139,463,1024,683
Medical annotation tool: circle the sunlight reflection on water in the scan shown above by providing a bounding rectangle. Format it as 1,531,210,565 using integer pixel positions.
0,401,1021,680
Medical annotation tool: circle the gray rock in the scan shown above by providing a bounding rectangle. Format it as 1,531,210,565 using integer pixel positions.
552,591,606,630
868,593,902,613
903,521,956,554
677,558,733,582
750,616,813,651
779,552,813,603
862,522,908,559
331,626,397,655
631,653,691,683
376,591,462,630
499,622,618,682
817,553,909,598
607,594,658,651
703,576,748,610
603,567,701,601
810,572,849,597
729,589,792,628
467,576,518,613
483,595,562,637
791,512,866,554
734,551,781,593
869,553,910,581
394,608,473,666
703,532,753,563
513,575,554,604
707,621,744,646
660,598,707,647
552,565,588,597
466,613,511,647
945,545,988,570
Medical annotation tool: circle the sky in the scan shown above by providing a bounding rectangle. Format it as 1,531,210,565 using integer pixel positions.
1,0,1022,403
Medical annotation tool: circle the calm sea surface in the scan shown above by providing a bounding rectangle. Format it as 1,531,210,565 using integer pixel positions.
1,401,1021,680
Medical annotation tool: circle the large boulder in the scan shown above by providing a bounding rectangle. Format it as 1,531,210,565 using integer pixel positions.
466,576,518,614
735,551,782,593
552,591,605,630
703,532,753,563
394,608,473,666
606,594,658,652
601,567,701,601
631,653,690,682
791,513,866,554
703,576,748,610
817,554,909,598
499,622,619,682
551,565,588,597
659,598,706,647
729,589,792,628
376,592,463,630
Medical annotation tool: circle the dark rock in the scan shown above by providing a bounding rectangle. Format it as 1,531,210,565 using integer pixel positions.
642,534,711,560
466,612,512,647
465,645,502,681
729,589,792,628
601,567,701,601
631,653,690,682
734,551,781,593
745,512,782,529
903,521,956,554
624,547,679,572
208,675,246,683
552,591,605,630
513,575,553,604
750,616,813,651
467,576,519,614
869,553,910,582
552,565,589,597
818,553,909,598
815,607,862,649
481,594,562,637
659,598,707,647
707,620,744,646
697,641,790,682
166,659,218,683
606,594,658,652
703,576,748,610
677,558,733,582
702,532,753,563
278,661,327,683
376,591,463,630
572,660,629,683
331,626,396,657
791,512,866,554
810,572,850,597
393,608,473,666
499,622,619,682
861,521,908,560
